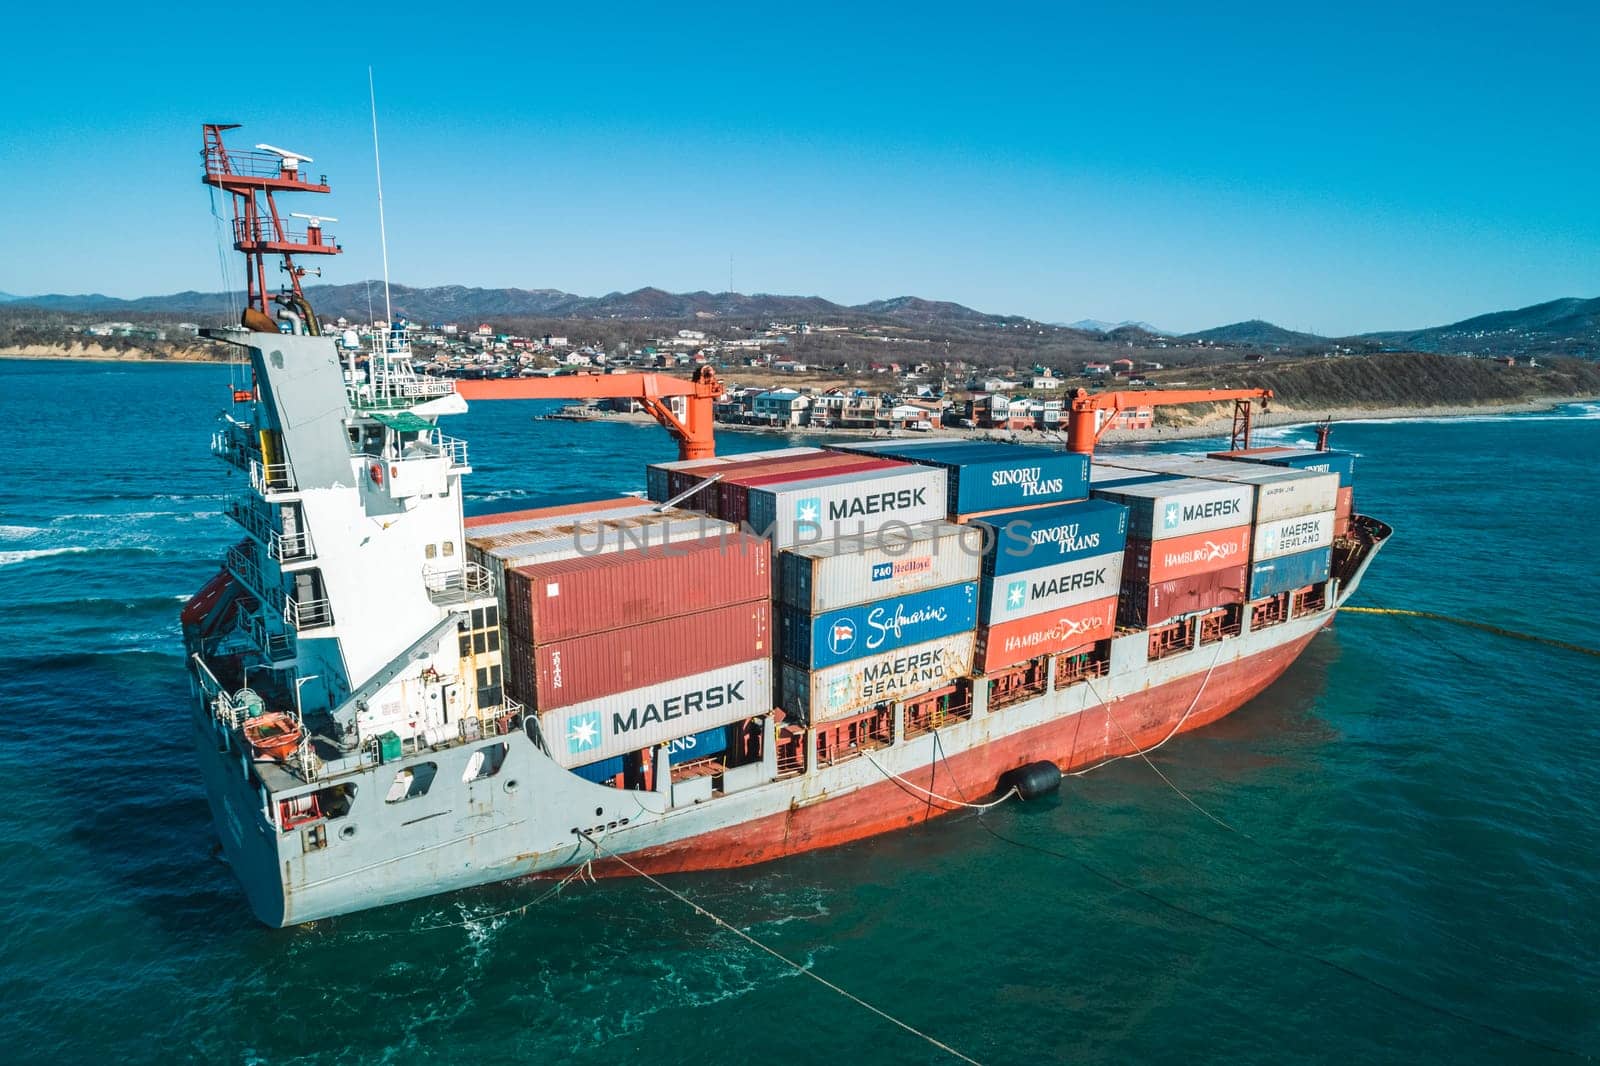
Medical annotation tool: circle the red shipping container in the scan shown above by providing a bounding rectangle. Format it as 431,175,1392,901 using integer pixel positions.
974,594,1117,674
525,599,771,710
1122,525,1251,584
1334,486,1354,538
709,453,883,521
667,451,847,511
504,533,771,643
1118,566,1247,628
718,456,902,525
465,497,638,530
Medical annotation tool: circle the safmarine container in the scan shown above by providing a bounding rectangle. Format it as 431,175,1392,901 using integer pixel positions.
1252,512,1334,562
1122,525,1252,584
1091,477,1254,540
541,658,770,768
1209,448,1357,487
746,465,948,548
779,521,983,613
522,599,770,711
504,533,770,642
980,550,1124,625
646,447,819,501
831,440,1090,516
1119,566,1248,628
717,455,904,525
780,581,979,668
1249,546,1332,599
973,497,1130,577
973,594,1118,674
779,632,976,724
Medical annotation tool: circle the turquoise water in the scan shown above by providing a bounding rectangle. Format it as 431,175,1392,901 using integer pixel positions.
1,359,1595,1064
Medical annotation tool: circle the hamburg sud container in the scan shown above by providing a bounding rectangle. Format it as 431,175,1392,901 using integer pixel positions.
832,440,1090,518
745,465,948,549
718,455,903,526
974,596,1119,674
542,658,771,769
778,521,982,613
645,447,819,502
1209,447,1357,488
502,533,770,643
780,633,976,724
780,580,979,669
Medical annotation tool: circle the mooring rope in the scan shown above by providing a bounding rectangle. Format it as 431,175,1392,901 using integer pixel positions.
1068,640,1224,779
864,753,1020,811
1340,605,1600,658
575,830,987,1066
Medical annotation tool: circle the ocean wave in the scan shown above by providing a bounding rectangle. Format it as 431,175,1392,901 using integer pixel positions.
0,546,93,566
0,524,49,540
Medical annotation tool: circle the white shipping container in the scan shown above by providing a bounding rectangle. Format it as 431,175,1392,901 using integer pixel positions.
983,550,1125,624
1252,511,1335,561
780,521,984,612
780,632,976,723
1098,456,1336,522
540,658,770,768
1092,477,1254,541
747,466,949,549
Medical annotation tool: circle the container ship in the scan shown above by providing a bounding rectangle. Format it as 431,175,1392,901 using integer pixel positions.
182,126,1391,926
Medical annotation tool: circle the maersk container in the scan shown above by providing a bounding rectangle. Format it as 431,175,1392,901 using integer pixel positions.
973,594,1118,674
781,580,979,669
1118,565,1248,628
504,532,770,643
829,440,1089,516
1209,448,1357,487
1099,457,1337,523
646,447,820,501
779,632,976,724
1090,477,1254,541
522,599,770,711
973,497,1130,577
980,550,1124,625
1252,511,1334,562
1121,524,1252,584
745,465,948,549
540,658,770,768
779,520,983,612
1249,545,1332,599
718,455,904,525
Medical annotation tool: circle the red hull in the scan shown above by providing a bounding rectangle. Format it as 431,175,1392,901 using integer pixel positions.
585,628,1319,876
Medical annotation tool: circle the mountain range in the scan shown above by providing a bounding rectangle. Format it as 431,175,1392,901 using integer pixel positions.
4,284,1596,357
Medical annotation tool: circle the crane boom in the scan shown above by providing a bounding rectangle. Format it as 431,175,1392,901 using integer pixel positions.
454,367,724,461
1067,386,1273,454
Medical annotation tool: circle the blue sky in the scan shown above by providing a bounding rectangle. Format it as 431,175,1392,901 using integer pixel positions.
2,2,1596,334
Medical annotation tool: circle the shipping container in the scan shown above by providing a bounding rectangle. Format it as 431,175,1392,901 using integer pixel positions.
540,658,771,768
973,594,1117,674
746,465,949,549
1209,448,1357,487
504,533,770,643
779,632,976,724
470,511,738,594
1252,511,1334,562
832,440,1090,516
1122,524,1252,584
646,447,820,501
781,580,979,668
1118,565,1248,628
1249,545,1332,599
464,496,640,531
571,754,624,784
980,550,1124,625
1090,477,1254,541
666,724,730,763
518,599,770,711
778,520,984,613
466,501,656,539
663,449,850,512
1098,457,1338,521
1336,485,1354,517
717,455,904,525
973,497,1130,577
1089,466,1174,490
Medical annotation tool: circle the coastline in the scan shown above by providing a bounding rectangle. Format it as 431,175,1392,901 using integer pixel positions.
0,345,224,364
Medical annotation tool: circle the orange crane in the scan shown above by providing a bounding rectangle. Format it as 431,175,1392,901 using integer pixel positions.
454,366,725,461
1066,387,1273,454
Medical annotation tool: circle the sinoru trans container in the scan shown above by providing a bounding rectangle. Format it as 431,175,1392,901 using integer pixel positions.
542,658,771,768
833,440,1090,516
979,550,1125,626
646,447,820,502
972,497,1130,577
503,533,770,643
1249,545,1333,599
746,465,948,549
778,520,983,613
779,632,976,724
1091,477,1254,541
780,581,979,669
973,594,1118,674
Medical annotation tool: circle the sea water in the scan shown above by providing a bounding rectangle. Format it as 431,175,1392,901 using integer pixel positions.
1,360,1594,1064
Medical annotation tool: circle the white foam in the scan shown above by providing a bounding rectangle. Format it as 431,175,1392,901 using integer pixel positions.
0,546,92,567
0,524,47,540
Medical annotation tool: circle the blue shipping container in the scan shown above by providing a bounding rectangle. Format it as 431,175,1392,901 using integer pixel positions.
781,581,979,668
666,725,730,762
571,754,624,783
1248,545,1332,599
972,497,1130,577
832,442,1090,515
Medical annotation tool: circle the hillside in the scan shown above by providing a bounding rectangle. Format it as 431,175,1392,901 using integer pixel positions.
1363,297,1600,357
1184,319,1328,348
